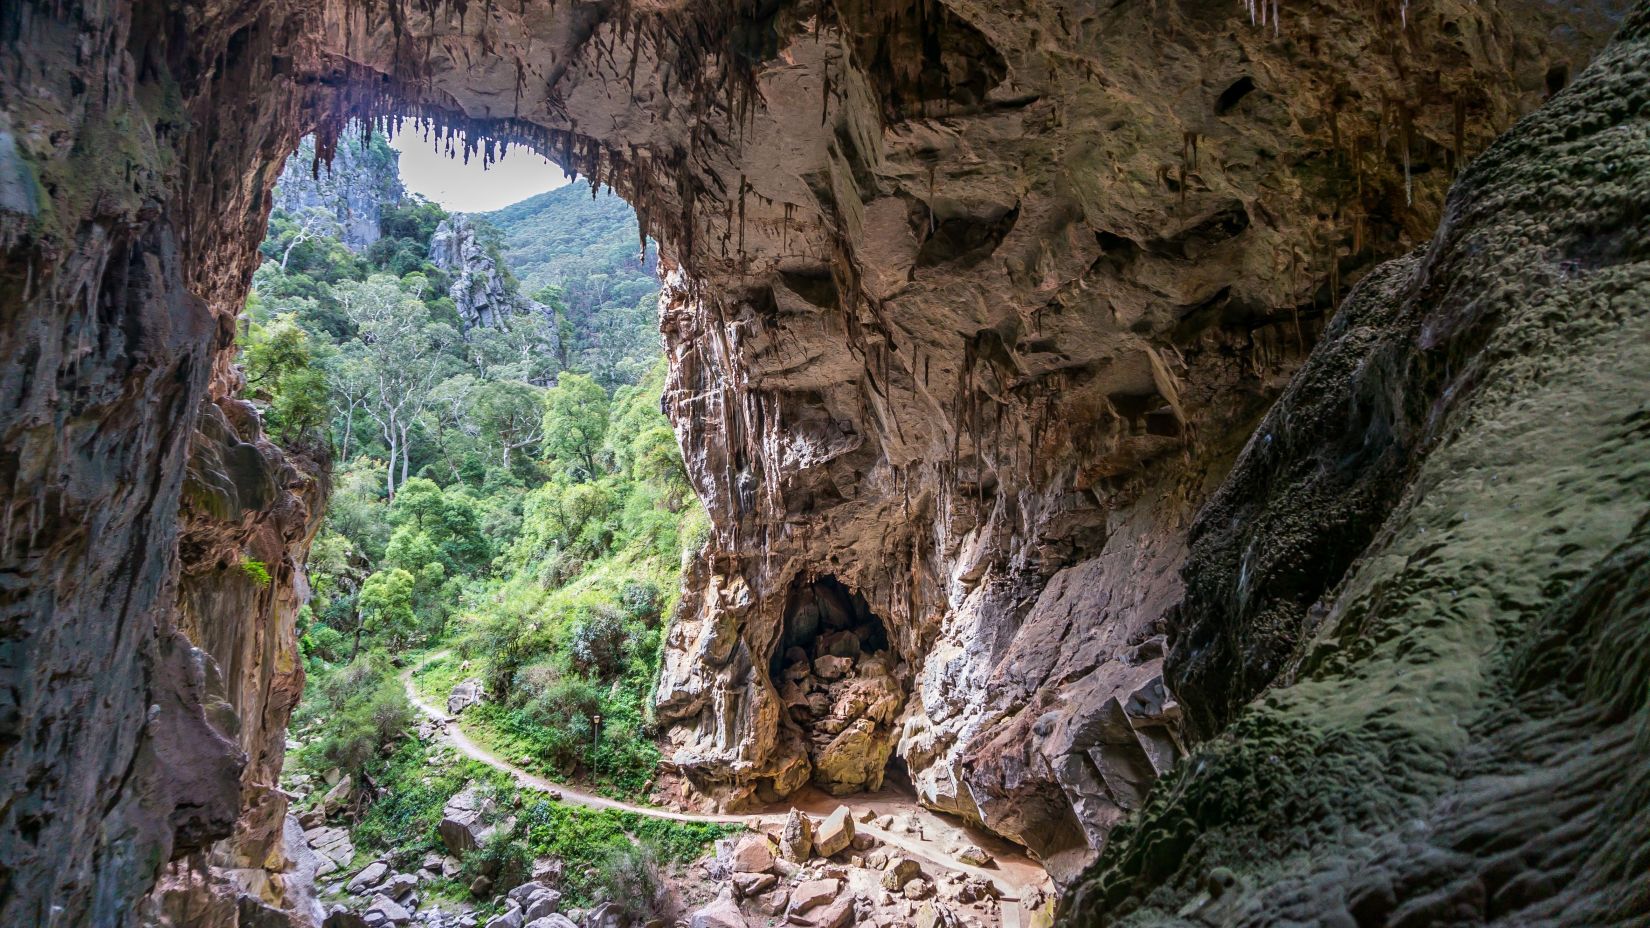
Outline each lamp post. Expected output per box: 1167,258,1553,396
591,713,603,754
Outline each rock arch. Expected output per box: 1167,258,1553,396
1,0,1640,925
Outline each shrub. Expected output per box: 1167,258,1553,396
588,843,666,921
618,579,663,625
569,605,630,679
461,828,533,898
240,557,273,587
297,655,412,781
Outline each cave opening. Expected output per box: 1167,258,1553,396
771,575,910,796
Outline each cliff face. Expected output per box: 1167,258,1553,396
1,4,326,925
1,0,1645,926
428,213,549,330
272,136,404,253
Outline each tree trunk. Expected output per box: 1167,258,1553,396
386,423,398,500
341,401,354,461
400,423,411,486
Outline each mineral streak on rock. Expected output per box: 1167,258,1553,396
0,0,1642,925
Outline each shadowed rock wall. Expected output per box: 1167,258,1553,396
1070,11,1650,922
1,0,1643,924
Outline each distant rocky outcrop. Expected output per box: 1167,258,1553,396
428,214,549,331
273,135,405,252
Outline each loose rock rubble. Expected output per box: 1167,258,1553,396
689,809,1015,928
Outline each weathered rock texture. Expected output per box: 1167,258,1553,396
1067,12,1650,923
428,213,549,330
2,4,327,925
273,136,404,252
1,0,1644,924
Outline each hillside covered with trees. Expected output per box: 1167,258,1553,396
243,131,719,922
482,182,663,387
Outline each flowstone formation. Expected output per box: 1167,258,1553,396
0,0,1644,926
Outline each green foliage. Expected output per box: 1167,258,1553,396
482,182,662,389
293,655,412,782
359,568,418,650
240,311,331,444
542,373,610,480
586,843,665,921
269,128,705,830
513,799,733,907
460,828,535,897
239,557,272,587
351,738,472,855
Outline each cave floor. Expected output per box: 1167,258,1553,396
403,653,1053,920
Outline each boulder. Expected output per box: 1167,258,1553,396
470,875,494,899
728,834,775,873
346,861,390,894
902,878,935,901
731,871,776,897
754,888,790,916
442,856,463,878
803,896,856,928
525,918,578,928
507,881,554,907
484,908,523,928
440,786,494,856
914,902,963,928
688,891,748,928
305,826,355,869
322,775,354,814
813,719,890,794
524,892,563,922
779,810,813,862
787,879,840,916
881,858,922,892
813,655,854,680
813,807,854,858
378,873,417,901
448,679,485,715
364,894,412,926
956,846,992,867
324,910,370,928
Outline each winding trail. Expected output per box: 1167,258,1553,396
402,652,1049,907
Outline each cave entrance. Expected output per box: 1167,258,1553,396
771,575,909,796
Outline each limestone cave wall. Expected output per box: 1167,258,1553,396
1,0,1645,924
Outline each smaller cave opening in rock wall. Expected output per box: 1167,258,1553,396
770,575,911,797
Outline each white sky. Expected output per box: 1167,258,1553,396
388,123,571,212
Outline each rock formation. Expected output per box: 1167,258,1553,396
1,0,1646,926
428,213,550,330
1068,12,1650,922
273,135,405,253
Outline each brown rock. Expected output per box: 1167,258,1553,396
779,809,813,862
727,834,775,874
813,807,855,858
787,879,840,916
731,871,776,897
881,858,922,892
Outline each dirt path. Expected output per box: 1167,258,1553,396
402,653,1050,905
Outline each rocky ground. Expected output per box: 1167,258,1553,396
276,666,1055,928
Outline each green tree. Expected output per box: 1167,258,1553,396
240,312,331,444
473,380,546,472
542,373,609,480
337,274,458,498
358,568,418,653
